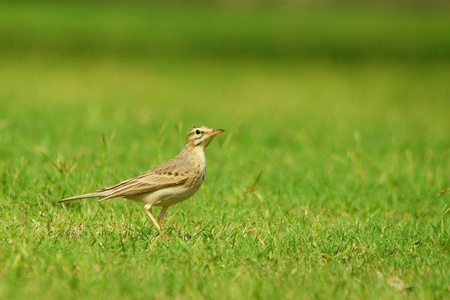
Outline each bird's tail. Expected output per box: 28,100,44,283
58,192,106,203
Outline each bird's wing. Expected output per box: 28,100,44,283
96,168,190,201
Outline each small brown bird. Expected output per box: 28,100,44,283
58,125,224,231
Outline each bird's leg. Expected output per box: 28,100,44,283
144,204,161,231
158,206,168,230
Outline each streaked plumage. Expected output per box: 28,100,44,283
58,125,224,231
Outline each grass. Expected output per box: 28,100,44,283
0,2,449,299
1,2,450,61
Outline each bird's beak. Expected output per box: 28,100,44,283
209,129,225,137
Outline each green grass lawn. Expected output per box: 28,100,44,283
0,2,449,299
1,2,450,61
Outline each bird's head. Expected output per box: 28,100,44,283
185,125,224,149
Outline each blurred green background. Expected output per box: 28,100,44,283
0,1,449,299
1,1,450,61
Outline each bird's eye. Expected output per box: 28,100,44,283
195,130,201,135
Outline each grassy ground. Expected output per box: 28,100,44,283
0,2,449,299
1,2,450,61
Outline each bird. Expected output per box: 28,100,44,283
58,125,224,231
